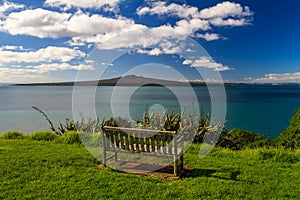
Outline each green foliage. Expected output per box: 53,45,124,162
32,106,275,150
258,148,300,163
60,131,82,145
30,130,58,141
74,116,101,133
193,114,210,143
273,109,300,149
217,128,268,150
136,110,182,131
103,116,133,128
0,131,25,140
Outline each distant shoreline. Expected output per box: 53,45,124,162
13,75,245,87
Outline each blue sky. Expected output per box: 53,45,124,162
0,0,299,83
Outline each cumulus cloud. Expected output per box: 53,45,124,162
44,0,121,10
0,45,24,51
0,46,85,64
2,8,72,38
0,44,92,82
209,18,250,26
137,1,199,19
0,1,253,59
1,8,211,48
0,1,24,18
245,72,300,83
1,9,136,39
137,1,252,25
67,18,210,49
183,56,232,71
196,33,221,41
0,1,253,48
198,1,252,19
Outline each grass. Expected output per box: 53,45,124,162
1,139,300,199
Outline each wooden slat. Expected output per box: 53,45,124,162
113,134,117,148
119,131,124,149
151,136,155,152
145,134,150,152
124,131,129,150
134,132,140,151
139,131,145,152
129,134,134,151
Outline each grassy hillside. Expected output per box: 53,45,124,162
1,139,300,199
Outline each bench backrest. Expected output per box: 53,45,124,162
102,126,178,154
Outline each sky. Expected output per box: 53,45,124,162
0,0,300,83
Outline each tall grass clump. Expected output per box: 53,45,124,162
257,148,300,163
30,130,58,141
59,131,82,145
0,131,25,140
272,109,300,149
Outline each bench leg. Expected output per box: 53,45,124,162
173,155,177,176
114,152,118,161
180,155,184,169
102,148,106,166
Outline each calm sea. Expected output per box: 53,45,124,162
0,85,300,138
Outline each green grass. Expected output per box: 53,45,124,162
1,139,300,199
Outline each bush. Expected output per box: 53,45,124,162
273,109,300,149
60,131,82,145
30,130,58,141
217,128,268,150
1,131,25,140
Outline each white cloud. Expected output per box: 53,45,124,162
1,9,135,39
0,63,94,83
209,18,250,26
0,1,24,18
183,56,232,71
0,45,24,51
137,2,199,19
0,2,253,55
2,8,72,38
137,1,253,29
44,0,121,10
0,67,49,83
26,63,94,73
0,46,85,64
136,1,252,44
198,1,252,19
137,1,252,23
196,33,221,41
245,72,300,83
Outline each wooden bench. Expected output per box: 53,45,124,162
101,126,184,175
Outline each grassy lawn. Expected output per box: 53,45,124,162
1,139,300,199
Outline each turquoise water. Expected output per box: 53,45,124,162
0,85,300,137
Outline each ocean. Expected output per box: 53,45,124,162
0,85,299,138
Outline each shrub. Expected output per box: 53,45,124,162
60,131,82,145
217,128,268,150
272,109,300,149
30,130,58,141
1,131,25,140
